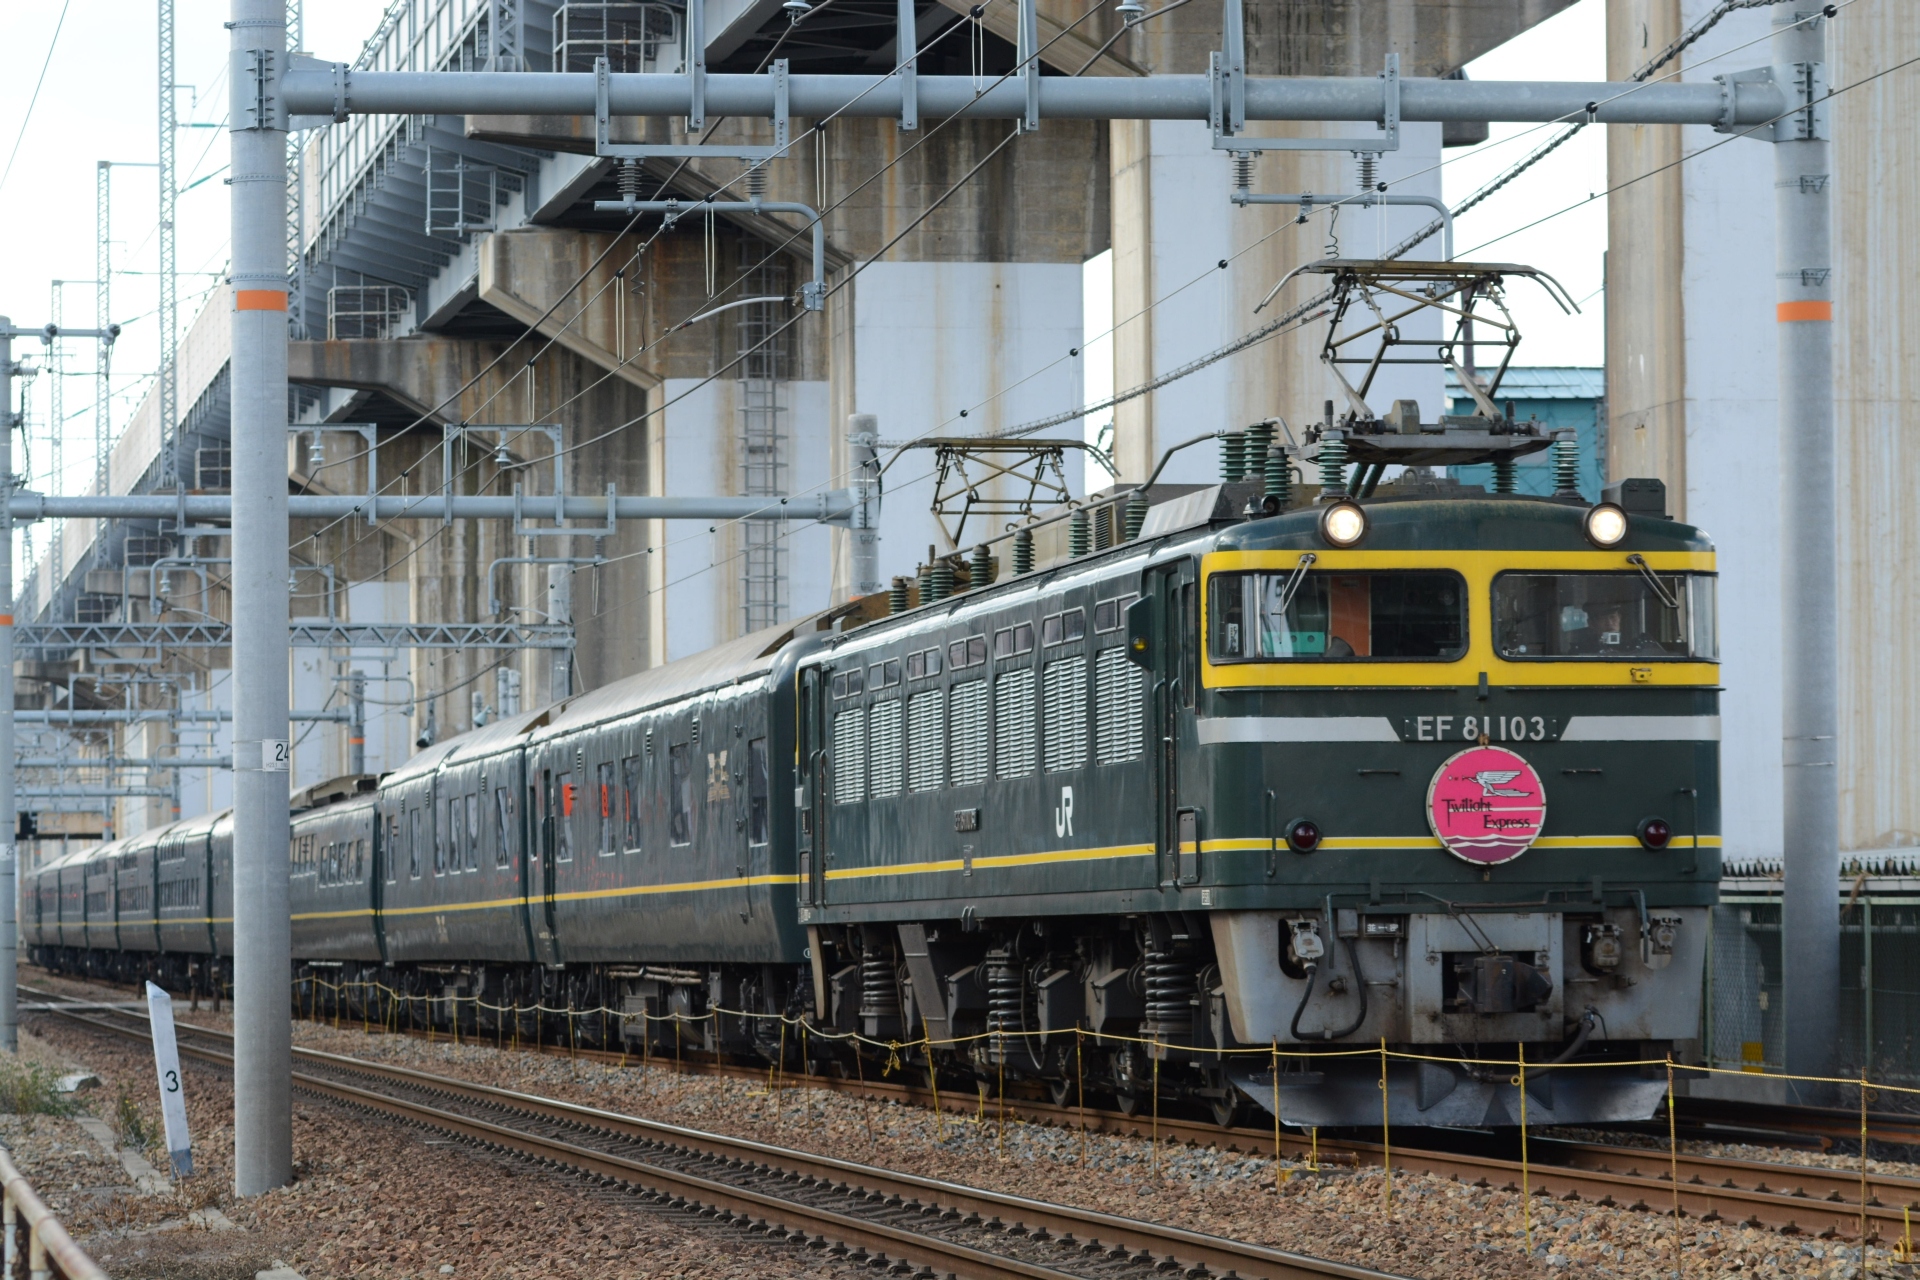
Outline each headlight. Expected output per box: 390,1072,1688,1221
1584,502,1629,547
1636,816,1673,850
1318,500,1368,548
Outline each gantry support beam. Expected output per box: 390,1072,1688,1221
281,67,1788,126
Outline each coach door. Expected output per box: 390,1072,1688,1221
1146,559,1199,887
523,770,561,965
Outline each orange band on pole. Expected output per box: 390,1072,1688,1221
1776,300,1833,322
0,615,13,626
235,290,288,311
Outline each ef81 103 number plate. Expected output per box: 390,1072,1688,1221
1395,713,1565,743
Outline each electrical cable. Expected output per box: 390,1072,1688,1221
1462,38,1915,258
243,0,1113,596
0,0,73,198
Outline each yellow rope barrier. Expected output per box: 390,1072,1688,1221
1271,1039,1283,1190
1861,1068,1872,1249
921,1016,944,1142
1517,1043,1531,1254
1150,1044,1160,1182
1667,1056,1682,1278
1379,1037,1392,1213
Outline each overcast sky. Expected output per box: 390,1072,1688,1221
0,0,390,503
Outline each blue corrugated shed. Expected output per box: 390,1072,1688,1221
1445,366,1606,501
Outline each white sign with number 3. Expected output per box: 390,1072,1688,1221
144,982,193,1177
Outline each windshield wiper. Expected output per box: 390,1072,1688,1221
1274,552,1318,616
1626,553,1681,610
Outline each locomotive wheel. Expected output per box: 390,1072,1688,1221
1048,1077,1075,1109
1209,1092,1243,1129
1114,1090,1142,1117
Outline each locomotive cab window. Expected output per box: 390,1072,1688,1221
1209,570,1467,661
1493,571,1718,660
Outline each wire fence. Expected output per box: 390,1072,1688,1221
1708,897,1920,1092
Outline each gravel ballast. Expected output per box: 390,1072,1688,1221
14,969,1920,1279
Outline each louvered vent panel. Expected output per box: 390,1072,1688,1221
1096,646,1145,763
1043,655,1088,772
832,710,866,804
949,681,989,786
908,690,946,792
869,701,904,798
995,668,1037,778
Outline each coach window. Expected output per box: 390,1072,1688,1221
463,793,480,871
905,647,942,680
556,772,577,862
669,744,693,844
493,787,513,868
621,755,643,851
408,808,423,879
434,797,450,875
447,797,464,875
747,737,770,845
388,815,401,883
598,761,618,856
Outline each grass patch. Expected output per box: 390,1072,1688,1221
0,1060,76,1117
115,1087,157,1151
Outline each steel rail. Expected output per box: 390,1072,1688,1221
27,994,1401,1280
28,982,1918,1239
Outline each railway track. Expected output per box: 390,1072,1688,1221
23,987,1406,1280
25,977,1918,1242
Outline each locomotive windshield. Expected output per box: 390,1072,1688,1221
1208,571,1467,661
1493,572,1718,660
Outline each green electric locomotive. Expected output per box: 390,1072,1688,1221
796,466,1719,1127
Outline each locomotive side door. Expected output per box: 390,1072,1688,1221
797,666,829,907
1146,559,1199,886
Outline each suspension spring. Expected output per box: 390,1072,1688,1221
857,953,900,1020
1143,949,1197,1033
984,951,1025,1034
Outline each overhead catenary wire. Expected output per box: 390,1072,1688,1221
0,0,73,198
296,0,1866,614
200,0,1121,602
